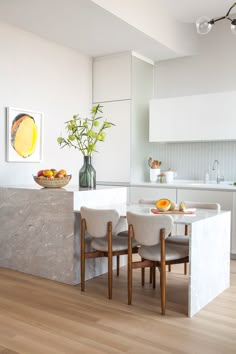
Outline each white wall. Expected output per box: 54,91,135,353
154,21,236,98
0,23,92,186
151,21,236,181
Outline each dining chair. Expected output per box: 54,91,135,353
117,199,157,284
127,211,189,315
80,206,138,299
138,199,159,283
166,201,221,274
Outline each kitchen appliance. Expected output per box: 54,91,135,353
163,170,175,183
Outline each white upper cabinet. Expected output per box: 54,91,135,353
93,52,153,183
93,100,131,183
93,53,132,102
149,91,236,142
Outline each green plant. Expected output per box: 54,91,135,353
57,104,114,156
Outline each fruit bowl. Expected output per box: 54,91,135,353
33,175,72,188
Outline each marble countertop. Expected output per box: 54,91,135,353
1,181,236,192
0,184,124,192
97,180,236,191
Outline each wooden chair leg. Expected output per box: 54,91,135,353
141,259,145,286
160,263,166,315
152,266,156,289
128,225,133,305
116,255,120,276
160,229,166,315
184,263,188,275
150,267,153,283
184,225,189,275
80,218,86,292
108,222,113,299
168,232,172,273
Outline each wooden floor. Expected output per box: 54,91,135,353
0,261,235,354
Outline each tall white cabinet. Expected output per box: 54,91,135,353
92,52,153,183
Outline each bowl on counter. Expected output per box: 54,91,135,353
33,175,72,188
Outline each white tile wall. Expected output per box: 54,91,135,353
151,141,236,181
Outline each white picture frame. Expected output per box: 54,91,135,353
6,107,43,162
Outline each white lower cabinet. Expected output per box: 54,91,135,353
177,189,235,255
129,186,177,204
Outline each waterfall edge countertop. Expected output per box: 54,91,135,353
0,186,127,285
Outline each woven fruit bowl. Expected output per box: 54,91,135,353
33,175,72,188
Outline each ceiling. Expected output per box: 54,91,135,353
160,0,236,23
0,0,235,62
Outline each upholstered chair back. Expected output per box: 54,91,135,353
80,206,120,238
127,212,173,246
139,199,157,205
184,201,220,211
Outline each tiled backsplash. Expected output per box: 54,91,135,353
151,141,236,182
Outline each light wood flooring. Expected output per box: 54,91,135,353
0,261,235,354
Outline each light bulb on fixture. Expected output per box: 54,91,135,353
196,16,213,35
231,19,236,34
196,2,236,35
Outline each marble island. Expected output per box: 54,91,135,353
0,184,231,317
0,185,127,285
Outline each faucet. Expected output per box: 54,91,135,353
212,159,223,184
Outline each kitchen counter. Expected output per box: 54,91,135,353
98,180,236,191
0,186,128,284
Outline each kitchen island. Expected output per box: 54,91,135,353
123,204,231,317
98,180,236,257
0,185,127,285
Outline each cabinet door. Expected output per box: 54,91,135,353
149,91,236,142
129,187,176,204
93,54,131,102
177,189,234,254
93,100,131,183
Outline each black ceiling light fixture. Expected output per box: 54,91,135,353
196,2,236,35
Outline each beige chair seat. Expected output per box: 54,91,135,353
117,230,128,237
138,243,189,262
127,211,189,315
91,236,138,252
166,235,189,246
80,206,139,299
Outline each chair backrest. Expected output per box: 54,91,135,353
127,211,173,246
183,201,221,211
139,199,157,205
80,206,120,238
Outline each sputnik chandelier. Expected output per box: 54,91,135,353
196,2,236,35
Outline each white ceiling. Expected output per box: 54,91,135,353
0,0,235,61
164,0,236,23
0,0,178,61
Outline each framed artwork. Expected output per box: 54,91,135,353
7,107,43,162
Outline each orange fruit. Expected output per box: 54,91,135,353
43,169,53,177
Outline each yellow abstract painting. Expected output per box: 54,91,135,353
7,107,43,162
